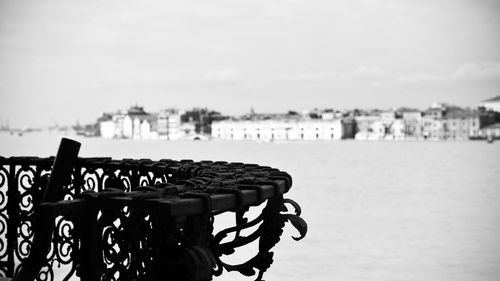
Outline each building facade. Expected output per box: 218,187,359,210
212,118,351,141
98,106,216,140
157,109,183,140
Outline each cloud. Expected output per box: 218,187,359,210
395,61,500,84
396,73,443,84
201,68,243,83
266,66,389,83
452,62,500,80
266,62,500,86
347,66,386,79
266,71,338,81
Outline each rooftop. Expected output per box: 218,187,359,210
482,95,500,103
127,105,148,115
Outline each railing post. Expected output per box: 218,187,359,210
6,161,18,277
75,199,100,281
13,138,80,281
42,138,81,202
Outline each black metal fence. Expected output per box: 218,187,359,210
0,156,306,281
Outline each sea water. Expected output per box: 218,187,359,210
1,133,499,281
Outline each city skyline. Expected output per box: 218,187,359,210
1,0,500,127
0,97,496,130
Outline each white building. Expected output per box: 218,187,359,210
402,112,423,139
99,106,158,140
157,109,183,140
99,120,115,138
355,120,387,140
355,113,409,140
387,119,406,140
212,119,345,141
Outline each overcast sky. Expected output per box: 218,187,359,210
1,0,499,127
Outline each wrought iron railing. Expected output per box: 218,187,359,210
0,155,306,281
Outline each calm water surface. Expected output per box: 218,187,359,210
1,133,499,281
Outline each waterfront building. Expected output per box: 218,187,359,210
122,106,157,140
422,116,444,140
98,106,215,140
157,109,183,140
379,111,396,125
478,96,500,112
387,119,406,140
354,116,378,135
477,123,500,139
341,118,356,139
321,111,335,120
99,112,125,138
422,105,483,140
320,109,343,121
180,108,227,135
99,120,115,138
443,109,479,140
371,120,387,140
99,105,157,140
211,118,350,141
378,111,406,140
354,116,384,140
354,111,405,140
401,112,423,139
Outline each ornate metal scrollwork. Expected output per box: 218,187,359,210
15,165,38,270
0,165,9,262
212,195,307,281
96,202,156,281
0,157,307,281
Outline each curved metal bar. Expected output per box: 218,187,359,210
213,212,265,245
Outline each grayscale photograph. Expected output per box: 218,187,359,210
0,1,499,281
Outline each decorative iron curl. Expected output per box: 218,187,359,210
0,268,7,278
0,167,7,262
36,264,54,281
117,169,133,192
38,215,80,281
212,195,307,281
81,168,101,192
15,220,34,262
99,206,135,280
139,172,153,187
16,167,36,213
0,166,7,189
0,213,9,259
53,217,75,265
